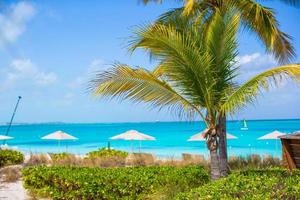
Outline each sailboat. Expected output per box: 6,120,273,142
241,119,248,130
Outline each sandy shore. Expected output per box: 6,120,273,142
0,165,30,200
0,180,29,200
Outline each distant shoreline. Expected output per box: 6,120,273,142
0,118,300,126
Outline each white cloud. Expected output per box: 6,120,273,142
237,53,261,65
235,52,296,91
0,58,58,91
67,58,106,89
236,53,277,70
236,53,278,83
35,72,58,86
0,1,36,46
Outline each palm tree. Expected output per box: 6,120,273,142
144,0,298,63
142,0,299,176
90,10,300,180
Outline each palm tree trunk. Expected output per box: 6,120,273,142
218,115,228,177
209,147,221,180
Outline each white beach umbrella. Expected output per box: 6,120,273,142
258,130,286,157
0,135,13,149
188,129,238,141
110,130,155,141
187,130,206,141
226,133,238,139
258,130,286,140
0,135,13,140
110,130,155,152
41,130,78,152
42,130,78,140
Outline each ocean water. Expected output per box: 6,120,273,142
0,119,299,158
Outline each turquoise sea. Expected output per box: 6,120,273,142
1,119,299,158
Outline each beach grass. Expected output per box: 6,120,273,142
0,166,22,183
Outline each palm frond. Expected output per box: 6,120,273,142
221,64,300,114
204,9,239,79
148,0,296,63
130,9,244,114
89,64,205,120
141,0,198,14
129,22,216,108
182,0,196,15
205,10,241,108
234,0,295,63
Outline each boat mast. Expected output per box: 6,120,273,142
5,96,22,136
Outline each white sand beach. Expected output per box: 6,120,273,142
0,165,30,200
0,180,29,200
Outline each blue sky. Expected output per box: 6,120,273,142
0,1,299,123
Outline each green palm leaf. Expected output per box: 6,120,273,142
152,0,296,63
89,64,205,120
235,0,295,63
221,64,300,114
129,22,215,108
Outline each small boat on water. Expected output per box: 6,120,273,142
241,119,248,130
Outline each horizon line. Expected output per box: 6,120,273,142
0,118,300,125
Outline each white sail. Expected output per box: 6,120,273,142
241,119,248,130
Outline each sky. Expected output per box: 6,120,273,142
0,0,299,123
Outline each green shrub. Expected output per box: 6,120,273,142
0,149,24,167
49,153,72,162
86,148,128,159
84,148,129,167
176,168,300,200
22,165,208,200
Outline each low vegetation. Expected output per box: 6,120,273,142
86,148,128,159
23,151,282,170
22,165,209,200
21,152,291,199
50,153,80,166
22,162,300,199
0,149,287,199
0,149,24,167
50,152,73,161
176,169,300,199
83,148,128,167
228,154,282,170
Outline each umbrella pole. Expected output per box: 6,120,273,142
131,140,133,153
